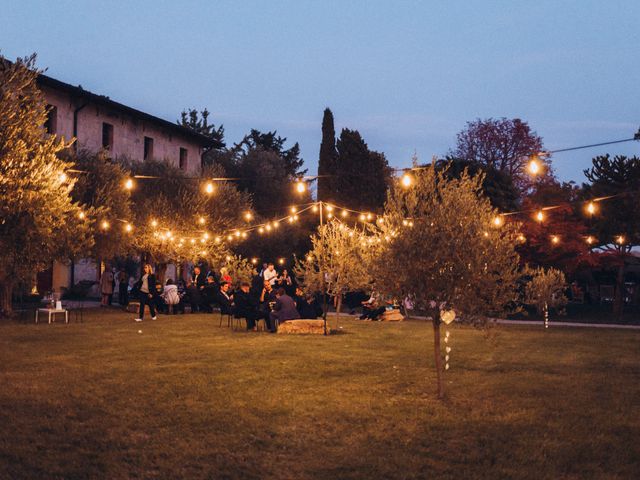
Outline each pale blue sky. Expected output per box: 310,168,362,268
2,0,638,182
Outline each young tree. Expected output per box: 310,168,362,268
582,154,640,319
294,220,374,330
452,118,546,192
332,128,392,211
317,108,338,202
523,266,567,326
66,149,134,280
178,108,225,148
373,166,522,398
0,55,93,315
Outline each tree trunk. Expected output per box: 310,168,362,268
156,263,167,284
432,313,444,399
613,258,625,321
0,281,14,317
335,294,342,330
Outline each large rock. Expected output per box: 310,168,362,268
277,319,327,334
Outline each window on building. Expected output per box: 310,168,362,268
44,105,57,134
102,122,114,150
144,136,154,161
179,147,188,170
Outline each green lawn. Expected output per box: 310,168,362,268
0,310,638,479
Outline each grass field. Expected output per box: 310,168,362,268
1,310,638,479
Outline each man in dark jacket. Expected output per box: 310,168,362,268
270,287,300,331
233,282,258,330
134,264,158,322
217,282,233,315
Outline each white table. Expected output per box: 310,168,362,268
36,308,69,324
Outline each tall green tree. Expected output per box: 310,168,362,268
0,55,93,314
178,108,225,149
582,154,640,318
332,128,392,212
373,165,522,398
317,108,338,202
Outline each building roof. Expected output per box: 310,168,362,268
37,73,222,149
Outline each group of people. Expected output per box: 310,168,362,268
130,262,322,332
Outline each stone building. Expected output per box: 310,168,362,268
35,73,217,294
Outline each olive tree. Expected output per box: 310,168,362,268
373,165,522,398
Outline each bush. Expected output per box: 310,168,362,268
61,280,96,300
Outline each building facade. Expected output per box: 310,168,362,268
35,73,216,294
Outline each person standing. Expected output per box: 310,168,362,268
263,263,278,286
134,264,158,322
117,268,129,307
100,266,114,307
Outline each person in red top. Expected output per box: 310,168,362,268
220,267,232,285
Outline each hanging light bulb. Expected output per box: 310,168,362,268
586,202,596,215
528,157,542,175
265,224,272,232
100,220,110,230
244,212,253,221
278,258,285,265
235,230,241,237
359,213,366,222
198,216,206,225
517,234,526,243
295,180,306,194
536,211,544,222
341,210,348,218
58,172,68,183
551,235,560,245
586,236,595,245
401,173,412,188
203,232,209,240
366,213,373,221
215,236,222,243
151,219,158,227
251,258,258,265
290,206,297,213
227,234,233,241
241,231,247,239
272,221,279,229
325,204,334,212
78,211,85,220
124,178,134,190
204,181,214,194
493,215,504,227
124,223,133,233
616,235,625,245
258,227,265,234
312,204,319,213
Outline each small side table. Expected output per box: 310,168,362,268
36,308,69,324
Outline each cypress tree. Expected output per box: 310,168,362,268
317,108,337,202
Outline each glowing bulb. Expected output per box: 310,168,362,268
278,258,285,265
401,173,412,188
616,235,625,245
205,182,214,194
226,255,231,262
295,181,306,193
408,221,414,227
251,258,258,265
517,234,526,242
203,232,209,240
359,214,366,222
306,255,313,262
366,213,373,221
290,206,298,213
151,219,158,227
325,204,334,212
312,205,318,213
100,220,110,230
402,219,408,226
124,223,132,233
241,232,247,239
586,236,595,245
293,214,299,221
190,238,196,244
586,202,596,215
244,212,253,221
327,213,333,219
198,216,205,225
341,210,348,218
265,224,272,232
235,230,241,237
215,236,221,243
528,158,541,175
227,235,233,241
78,211,85,220
288,216,294,223
493,216,504,227
200,238,205,244
258,227,265,234
59,172,68,183
536,211,544,222
124,178,134,190
272,222,279,229
551,235,560,244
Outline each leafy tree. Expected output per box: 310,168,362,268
317,108,338,202
436,157,520,212
0,55,93,315
65,149,134,280
517,180,592,275
523,266,567,321
373,165,522,398
125,160,251,280
331,128,392,211
582,154,640,318
233,129,305,178
294,220,374,330
178,108,225,149
452,118,546,192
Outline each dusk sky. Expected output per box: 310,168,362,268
2,0,638,182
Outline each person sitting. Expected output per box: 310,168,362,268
200,275,218,313
162,279,181,314
360,291,378,319
270,287,300,331
258,280,276,331
233,282,258,330
217,282,233,315
220,267,232,285
263,263,278,286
